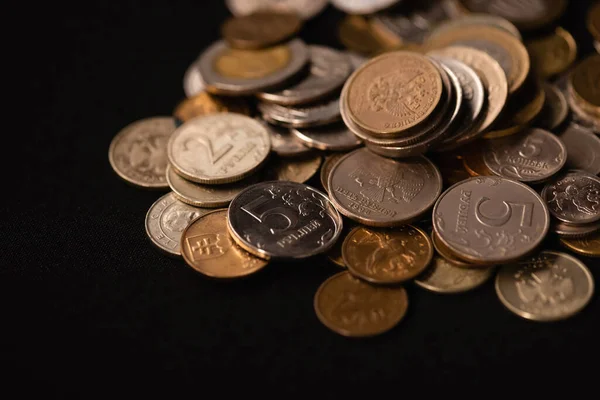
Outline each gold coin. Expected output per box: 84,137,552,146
560,233,600,258
569,54,600,116
180,209,268,278
338,15,400,56
526,27,576,79
263,154,322,183
320,152,346,193
214,45,291,79
314,271,408,337
588,1,600,42
346,51,443,135
173,92,251,124
221,11,302,50
342,225,433,284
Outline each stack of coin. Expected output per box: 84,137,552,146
565,55,600,132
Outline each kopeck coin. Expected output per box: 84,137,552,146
538,83,569,131
526,27,577,79
109,116,176,189
173,91,251,125
330,0,400,14
541,170,600,225
290,123,362,152
262,119,312,158
183,58,206,98
560,232,600,258
433,176,550,264
263,154,322,183
314,271,408,337
181,209,268,278
167,113,270,184
415,256,494,293
221,11,302,50
320,152,346,193
568,54,600,117
495,251,594,321
426,14,522,41
227,181,343,259
258,97,341,128
588,2,600,42
558,123,600,175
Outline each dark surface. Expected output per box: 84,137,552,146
5,1,600,396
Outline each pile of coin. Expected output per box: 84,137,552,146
109,0,600,338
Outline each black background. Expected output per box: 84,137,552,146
5,0,600,396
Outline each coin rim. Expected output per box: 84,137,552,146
289,125,363,151
540,170,600,224
221,11,303,50
559,234,600,258
414,257,495,294
166,164,240,208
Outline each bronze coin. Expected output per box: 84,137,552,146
173,92,251,125
526,27,577,80
214,45,291,79
221,11,302,50
262,154,322,183
569,54,600,116
560,233,600,258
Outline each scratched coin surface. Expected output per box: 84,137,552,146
560,232,600,258
328,148,442,227
145,192,210,256
433,176,550,264
183,58,206,98
225,0,328,20
263,121,312,158
483,128,567,183
495,251,594,321
168,113,270,184
263,154,322,183
290,123,362,152
221,11,302,49
343,225,433,284
538,83,568,131
227,181,343,259
181,209,268,278
173,92,251,125
109,116,176,189
314,270,409,337
526,27,576,79
559,123,600,175
541,171,600,225
415,256,494,293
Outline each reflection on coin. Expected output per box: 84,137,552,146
538,83,568,131
109,117,175,189
227,181,343,260
330,0,399,14
495,251,594,321
343,225,433,284
426,13,522,41
560,232,600,258
462,145,494,177
415,256,494,293
290,123,362,151
433,176,550,264
181,209,268,278
258,97,341,128
552,219,600,238
225,0,328,20
183,59,206,98
173,92,251,125
168,113,270,184
541,171,600,225
314,271,408,337
526,27,576,79
221,11,302,50
263,154,322,183
320,153,346,193
262,120,312,158
559,123,600,175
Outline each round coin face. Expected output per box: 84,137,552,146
538,83,568,131
495,251,594,321
225,0,328,20
342,225,433,284
559,123,600,175
290,123,362,152
145,192,210,256
541,171,600,225
109,117,176,189
173,92,251,125
526,27,576,79
415,256,494,293
167,113,270,184
433,176,550,264
221,11,302,50
262,154,322,183
314,271,408,337
330,0,400,14
328,148,443,227
569,54,600,111
227,181,343,260
559,232,600,258
181,209,268,278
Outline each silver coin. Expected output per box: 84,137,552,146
290,123,362,151
145,192,210,256
183,58,206,98
541,170,600,225
558,123,600,175
199,39,309,96
227,181,343,259
320,153,347,193
552,220,600,238
495,251,594,322
330,0,400,14
427,14,522,41
261,119,312,157
415,256,494,294
459,0,564,30
433,176,550,265
258,97,341,128
328,148,442,227
256,45,352,106
483,128,567,183
537,83,568,131
225,0,328,20
370,14,428,43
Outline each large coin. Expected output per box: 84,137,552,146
225,0,328,20
559,232,600,258
427,13,522,41
173,91,251,125
526,27,577,79
221,11,302,50
538,83,568,131
314,271,408,337
433,176,550,264
258,97,341,128
495,251,594,321
290,123,362,151
558,123,600,175
415,256,494,293
330,0,400,14
227,181,343,260
167,113,270,184
328,148,442,227
181,209,268,278
109,116,175,189
541,171,600,225
262,154,322,183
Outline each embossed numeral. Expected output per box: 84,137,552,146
518,137,544,158
475,197,533,227
242,195,298,235
196,136,233,164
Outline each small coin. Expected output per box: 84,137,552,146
330,0,399,14
427,13,522,41
221,11,302,50
541,170,600,225
558,123,600,175
109,116,175,189
538,83,568,131
290,123,362,152
589,2,600,42
553,219,600,238
258,97,341,128
320,153,346,193
183,59,206,98
181,209,268,278
568,54,600,116
433,176,550,265
263,154,322,183
314,271,409,337
560,232,600,258
167,113,270,184
261,120,312,158
526,27,577,79
495,251,594,322
227,181,343,260
415,256,494,293
173,92,251,125
431,230,478,268
145,192,210,257
343,225,433,284
225,0,328,20
338,15,402,56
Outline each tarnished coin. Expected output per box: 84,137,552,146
314,271,408,337
538,83,568,131
568,54,600,116
109,117,175,189
330,0,400,14
256,45,352,105
415,256,494,293
541,170,600,225
495,251,594,322
553,219,600,238
263,154,322,183
145,192,210,257
560,232,600,258
320,153,346,193
483,128,567,183
181,209,268,278
258,97,341,128
328,148,442,227
227,181,343,260
262,120,312,158
526,27,577,79
559,123,600,175
290,123,362,152
342,225,433,284
221,11,302,50
427,13,522,41
225,0,328,20
338,15,402,56
167,113,270,184
588,2,600,42
199,39,309,96
173,92,251,125
183,59,206,98
433,176,550,265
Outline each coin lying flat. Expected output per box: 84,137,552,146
221,11,302,50
290,123,362,152
538,83,568,131
415,256,494,293
541,171,600,225
258,97,341,128
225,0,328,20
568,54,600,116
526,27,577,79
314,271,408,337
167,113,270,184
183,59,206,98
181,209,268,278
426,13,522,41
262,154,322,183
330,0,400,14
552,219,600,238
558,123,600,175
320,153,346,193
145,192,210,257
560,232,600,258
109,117,176,189
431,230,475,268
495,251,594,322
264,121,312,158
173,92,251,125
227,181,343,260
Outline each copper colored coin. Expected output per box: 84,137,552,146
262,154,322,183
526,27,576,79
569,54,600,116
221,11,302,50
180,209,268,278
560,232,600,258
173,92,251,125
462,144,494,177
314,271,409,337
